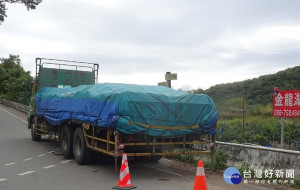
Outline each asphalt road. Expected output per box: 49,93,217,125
0,104,294,190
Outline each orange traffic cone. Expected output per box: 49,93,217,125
194,160,207,190
113,153,137,190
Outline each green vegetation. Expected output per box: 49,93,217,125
169,150,229,170
0,0,42,24
172,149,198,165
214,150,228,170
0,55,32,104
217,112,300,148
292,178,300,189
191,66,300,149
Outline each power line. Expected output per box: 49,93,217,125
13,1,300,65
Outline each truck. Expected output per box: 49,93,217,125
28,58,218,165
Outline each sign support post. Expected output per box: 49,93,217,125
166,72,171,88
158,72,177,88
280,117,285,149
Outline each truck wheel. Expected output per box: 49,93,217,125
31,117,41,141
61,125,74,158
73,127,91,165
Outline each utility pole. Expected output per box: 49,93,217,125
243,96,245,144
242,91,246,144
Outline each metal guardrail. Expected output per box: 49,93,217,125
216,141,300,155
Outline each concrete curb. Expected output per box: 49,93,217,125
0,99,29,114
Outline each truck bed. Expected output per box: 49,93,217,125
34,83,218,137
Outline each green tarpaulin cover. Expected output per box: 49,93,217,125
35,83,218,137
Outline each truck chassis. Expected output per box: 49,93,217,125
30,115,216,166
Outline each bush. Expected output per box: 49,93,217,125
214,150,228,170
291,177,300,188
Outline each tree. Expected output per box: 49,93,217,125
0,0,42,24
189,88,204,94
0,54,32,104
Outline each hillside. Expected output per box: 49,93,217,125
192,66,300,106
190,67,300,149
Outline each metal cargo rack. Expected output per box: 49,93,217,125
34,58,99,91
81,124,217,168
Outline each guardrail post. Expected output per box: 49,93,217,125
152,137,157,154
183,136,186,152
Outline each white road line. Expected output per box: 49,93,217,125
43,165,56,169
48,151,55,154
23,158,32,162
4,162,16,166
0,107,27,123
60,160,72,164
38,154,45,157
17,171,35,176
139,163,185,177
0,178,7,182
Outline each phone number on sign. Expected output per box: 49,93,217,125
273,109,300,117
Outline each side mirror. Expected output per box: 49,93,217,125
22,81,33,102
30,81,34,89
22,82,27,91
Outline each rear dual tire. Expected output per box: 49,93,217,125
73,127,92,165
61,125,74,159
31,116,41,141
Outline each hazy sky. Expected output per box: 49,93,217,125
1,0,300,90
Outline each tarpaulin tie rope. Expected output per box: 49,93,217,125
127,121,200,130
